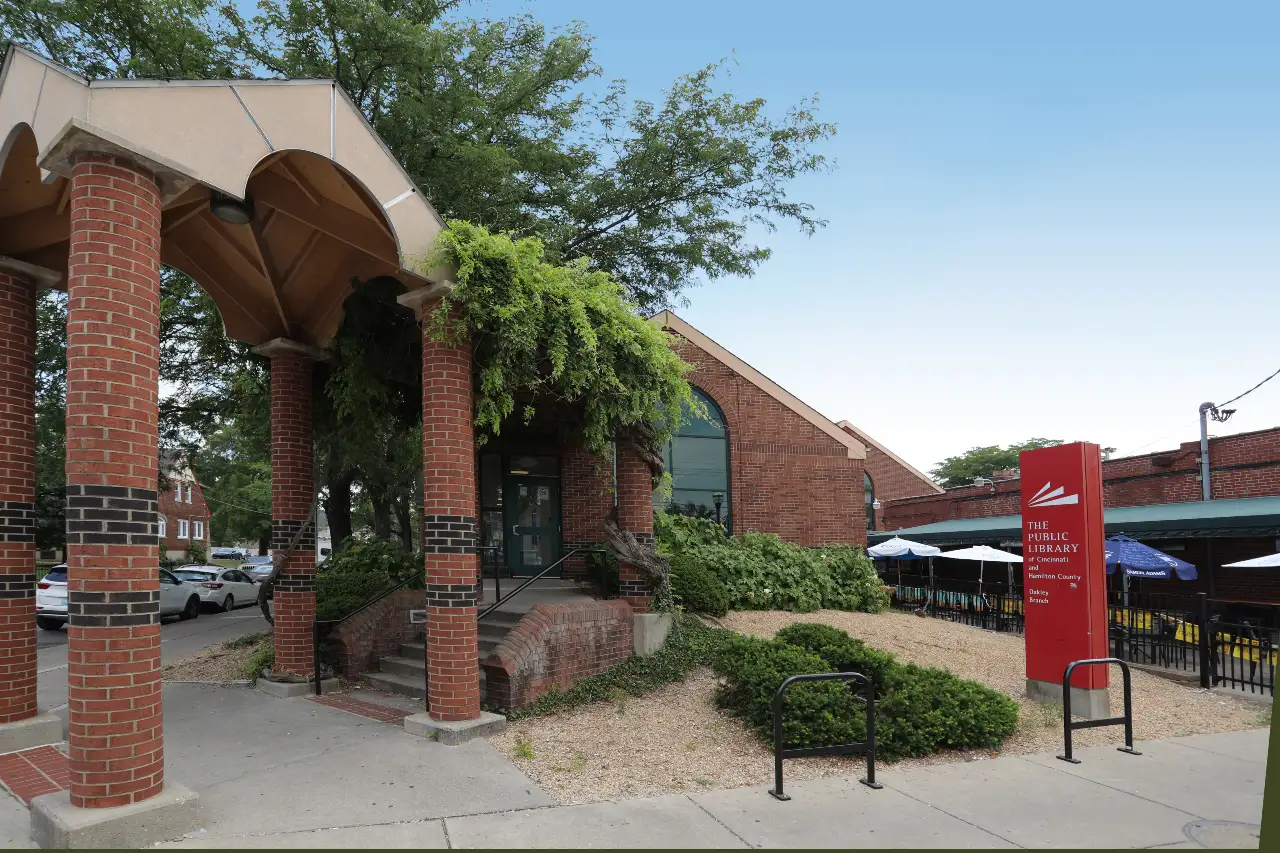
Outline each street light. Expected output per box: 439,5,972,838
712,492,724,529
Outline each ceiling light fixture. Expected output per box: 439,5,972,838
209,192,255,225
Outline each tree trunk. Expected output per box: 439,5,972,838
371,489,393,540
326,468,356,551
257,528,270,556
394,494,414,552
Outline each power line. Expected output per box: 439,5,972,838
200,493,271,516
1218,365,1280,409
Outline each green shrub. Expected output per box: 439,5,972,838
712,634,867,749
242,643,274,680
315,538,421,621
773,622,896,691
715,622,1020,761
654,511,887,614
669,554,730,616
185,540,208,565
584,549,620,600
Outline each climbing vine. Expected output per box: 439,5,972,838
424,221,699,468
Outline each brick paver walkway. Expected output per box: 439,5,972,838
307,694,414,724
0,745,70,804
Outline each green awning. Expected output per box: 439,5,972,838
869,495,1280,547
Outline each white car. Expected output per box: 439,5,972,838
173,566,259,612
36,565,202,631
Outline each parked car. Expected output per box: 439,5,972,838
210,547,246,561
240,558,272,584
173,566,259,612
244,555,272,566
36,565,201,631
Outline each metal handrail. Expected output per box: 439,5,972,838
310,571,424,696
478,547,604,620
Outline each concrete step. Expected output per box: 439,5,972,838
379,654,424,678
398,641,425,659
361,669,426,699
480,609,524,629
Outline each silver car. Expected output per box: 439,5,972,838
240,562,274,584
36,565,202,630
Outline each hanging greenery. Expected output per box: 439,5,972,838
424,221,697,467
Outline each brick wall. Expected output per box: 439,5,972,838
561,447,612,580
669,334,866,546
481,600,633,709
332,588,425,679
157,471,210,557
883,428,1280,529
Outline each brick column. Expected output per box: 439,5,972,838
254,340,321,680
413,292,480,722
0,263,39,726
615,443,655,612
64,155,164,808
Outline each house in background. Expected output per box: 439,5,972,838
159,451,211,561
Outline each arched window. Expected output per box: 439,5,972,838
654,388,731,530
158,515,167,538
865,472,876,531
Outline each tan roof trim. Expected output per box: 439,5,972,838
652,310,865,460
836,420,944,494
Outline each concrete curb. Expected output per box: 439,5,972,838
162,679,257,689
30,781,202,848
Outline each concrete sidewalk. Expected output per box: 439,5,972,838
0,683,1266,848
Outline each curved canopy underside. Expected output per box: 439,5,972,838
0,45,448,346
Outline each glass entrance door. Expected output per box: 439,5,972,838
504,476,561,577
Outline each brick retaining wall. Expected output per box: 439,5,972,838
481,600,633,709
332,588,425,679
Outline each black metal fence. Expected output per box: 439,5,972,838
885,574,1278,697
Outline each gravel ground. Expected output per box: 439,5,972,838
490,610,1271,804
160,634,269,683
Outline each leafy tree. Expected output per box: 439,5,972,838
34,291,67,551
930,439,1063,488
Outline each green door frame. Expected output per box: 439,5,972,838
503,474,562,578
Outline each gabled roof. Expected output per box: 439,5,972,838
836,420,944,494
651,310,865,460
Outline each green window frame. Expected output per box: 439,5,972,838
654,388,731,530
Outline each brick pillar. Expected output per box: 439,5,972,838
64,155,164,808
257,343,318,679
0,265,38,725
615,443,655,612
419,300,480,722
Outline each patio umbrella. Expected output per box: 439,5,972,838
937,545,1023,597
1223,553,1280,568
1104,535,1197,606
868,538,941,588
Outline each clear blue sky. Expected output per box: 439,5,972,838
472,0,1280,474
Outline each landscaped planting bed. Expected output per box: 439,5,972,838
490,610,1270,804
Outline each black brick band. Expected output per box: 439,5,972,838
0,500,37,543
425,582,478,608
423,515,477,554
64,486,158,547
68,588,160,627
272,518,316,551
630,532,655,547
0,573,35,599
275,573,316,593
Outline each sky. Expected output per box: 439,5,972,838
468,0,1280,474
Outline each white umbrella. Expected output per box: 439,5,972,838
868,538,941,591
938,545,1024,596
1223,553,1280,568
867,537,942,559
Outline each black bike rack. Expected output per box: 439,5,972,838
769,672,882,801
1057,657,1141,763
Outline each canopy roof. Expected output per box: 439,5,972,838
0,44,448,347
869,495,1280,547
1104,535,1197,580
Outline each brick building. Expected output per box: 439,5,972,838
158,452,210,560
873,428,1280,603
836,420,942,531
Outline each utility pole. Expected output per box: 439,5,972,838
1198,402,1236,501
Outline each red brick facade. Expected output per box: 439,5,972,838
156,457,210,558
419,303,481,722
63,155,165,809
481,600,633,709
615,444,655,611
268,351,316,679
667,331,867,546
0,267,38,725
883,428,1280,530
